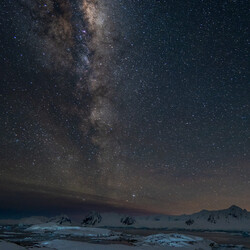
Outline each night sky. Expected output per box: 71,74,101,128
0,0,249,216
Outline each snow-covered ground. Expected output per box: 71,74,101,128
0,231,214,249
25,222,112,237
0,206,249,249
37,237,213,250
0,240,25,250
140,233,213,247
25,224,213,248
0,223,248,249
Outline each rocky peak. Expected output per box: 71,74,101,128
47,214,71,225
228,205,243,211
81,211,102,226
120,216,136,225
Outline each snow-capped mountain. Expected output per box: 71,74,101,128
47,214,72,225
1,205,249,231
120,216,136,225
185,205,249,224
80,205,250,231
0,216,48,226
174,205,250,230
81,211,102,226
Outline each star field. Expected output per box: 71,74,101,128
0,0,249,215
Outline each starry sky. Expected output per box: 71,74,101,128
0,0,249,217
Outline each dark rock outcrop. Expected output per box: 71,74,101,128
47,215,71,225
185,219,194,226
120,216,136,225
207,215,216,224
81,211,102,226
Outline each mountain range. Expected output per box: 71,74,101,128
1,205,249,231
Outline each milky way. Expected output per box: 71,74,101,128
83,0,122,175
0,0,249,216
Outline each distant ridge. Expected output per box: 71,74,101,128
79,205,250,231
1,205,249,231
